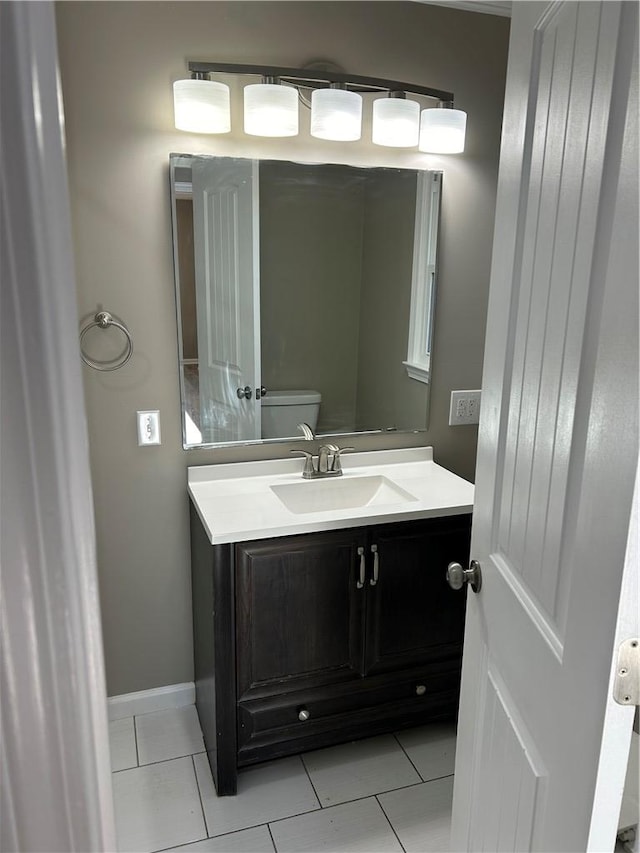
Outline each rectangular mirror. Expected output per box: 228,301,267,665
170,154,441,449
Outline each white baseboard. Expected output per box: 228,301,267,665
107,682,195,721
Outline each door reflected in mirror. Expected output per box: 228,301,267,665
170,154,441,448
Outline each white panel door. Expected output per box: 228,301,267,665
451,3,638,851
1,2,115,849
192,157,261,443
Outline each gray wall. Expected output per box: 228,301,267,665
176,200,198,360
55,1,509,696
260,162,425,434
260,162,365,433
356,170,424,430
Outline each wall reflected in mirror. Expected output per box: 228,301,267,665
170,154,441,448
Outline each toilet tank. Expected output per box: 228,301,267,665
261,390,321,439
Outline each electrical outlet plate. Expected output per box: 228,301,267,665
137,410,161,446
449,390,482,426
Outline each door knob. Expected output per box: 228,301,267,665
447,560,482,593
237,386,253,400
256,386,267,400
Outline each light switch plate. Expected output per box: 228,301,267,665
137,410,161,445
449,390,481,426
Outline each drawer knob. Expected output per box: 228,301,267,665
298,708,310,722
415,684,426,696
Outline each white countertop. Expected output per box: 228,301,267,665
188,447,474,545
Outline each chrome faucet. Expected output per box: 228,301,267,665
317,445,332,474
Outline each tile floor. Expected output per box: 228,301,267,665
109,705,457,853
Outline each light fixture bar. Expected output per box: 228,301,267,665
187,61,454,103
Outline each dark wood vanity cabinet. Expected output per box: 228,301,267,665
191,505,471,795
235,529,366,701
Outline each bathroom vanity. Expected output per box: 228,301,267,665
188,448,473,795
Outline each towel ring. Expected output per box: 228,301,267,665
80,311,133,371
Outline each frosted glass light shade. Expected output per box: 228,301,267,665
310,88,362,141
244,83,299,137
419,108,467,153
173,79,230,133
372,97,420,147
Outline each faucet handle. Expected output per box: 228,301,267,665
330,446,355,474
290,449,315,477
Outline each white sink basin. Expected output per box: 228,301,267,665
270,475,418,515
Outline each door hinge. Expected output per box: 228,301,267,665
613,638,640,706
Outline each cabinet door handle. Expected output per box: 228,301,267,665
356,547,365,588
370,544,379,586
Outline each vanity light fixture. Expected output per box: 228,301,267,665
244,77,299,137
174,62,466,153
372,92,421,148
419,102,468,154
173,73,231,134
310,84,363,141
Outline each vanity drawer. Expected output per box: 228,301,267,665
236,664,461,766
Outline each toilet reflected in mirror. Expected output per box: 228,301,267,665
261,390,322,440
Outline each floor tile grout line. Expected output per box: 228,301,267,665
309,777,429,812
131,705,204,766
151,817,290,853
376,793,409,853
300,735,428,809
265,794,364,835
299,753,323,810
393,730,454,784
176,749,340,844
227,802,327,836
393,731,424,779
268,794,411,851
266,822,278,853
198,806,325,845
424,771,455,784
123,753,210,853
191,753,211,838
151,830,209,853
133,715,140,767
111,751,204,774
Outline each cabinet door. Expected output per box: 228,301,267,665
364,516,471,677
236,529,366,703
